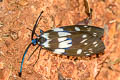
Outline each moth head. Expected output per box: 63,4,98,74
38,37,47,45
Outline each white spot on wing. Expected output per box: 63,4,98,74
41,33,49,39
53,49,65,54
84,52,91,56
88,48,92,51
75,27,80,31
38,42,40,45
53,28,64,31
89,51,93,53
94,44,98,47
42,39,51,47
82,34,87,38
86,54,90,56
84,43,88,45
87,27,91,31
93,33,97,36
77,49,82,54
80,39,87,43
58,37,67,42
93,41,97,44
58,32,71,37
59,39,72,48
84,52,87,54
84,25,88,27
88,48,93,53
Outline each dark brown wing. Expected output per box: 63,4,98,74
40,25,105,56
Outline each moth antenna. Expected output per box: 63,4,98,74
33,47,42,66
31,11,44,40
19,43,32,77
27,27,33,31
27,45,40,61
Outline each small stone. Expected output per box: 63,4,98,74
0,22,3,28
31,5,37,12
0,51,4,56
10,31,19,41
0,62,4,69
17,0,28,6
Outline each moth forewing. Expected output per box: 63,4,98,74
40,26,105,57
45,25,104,39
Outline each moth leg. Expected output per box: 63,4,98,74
76,18,91,25
76,0,92,25
58,70,65,80
101,52,104,55
27,28,44,37
57,68,72,80
27,28,39,37
67,56,70,59
96,54,99,58
84,0,92,19
33,47,42,66
66,56,74,60
74,57,78,61
27,45,39,61
57,68,66,80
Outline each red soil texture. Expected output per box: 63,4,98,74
0,0,120,80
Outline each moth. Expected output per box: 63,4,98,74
19,11,105,77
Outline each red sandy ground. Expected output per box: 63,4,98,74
0,0,120,80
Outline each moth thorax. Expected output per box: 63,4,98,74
38,37,47,45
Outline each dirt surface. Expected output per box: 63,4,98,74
0,0,120,80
